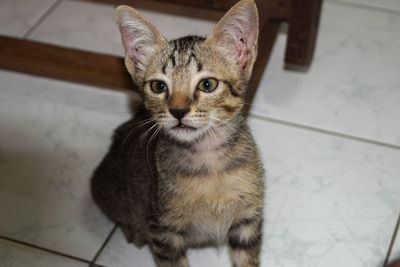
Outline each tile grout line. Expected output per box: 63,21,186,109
88,223,118,267
248,113,400,150
22,0,64,39
383,210,400,266
327,0,400,15
0,234,92,264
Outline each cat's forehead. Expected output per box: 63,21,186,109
163,36,206,75
144,35,237,91
145,36,207,80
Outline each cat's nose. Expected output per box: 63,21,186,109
169,108,190,120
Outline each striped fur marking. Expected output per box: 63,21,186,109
229,233,262,250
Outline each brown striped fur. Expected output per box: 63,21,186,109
91,1,264,266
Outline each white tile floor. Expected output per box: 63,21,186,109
0,0,400,266
0,0,57,37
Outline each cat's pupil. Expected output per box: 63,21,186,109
157,82,165,90
203,80,210,89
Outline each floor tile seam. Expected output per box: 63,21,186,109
248,113,400,151
87,264,110,267
87,261,110,267
326,0,400,15
89,224,118,266
268,216,399,224
22,0,64,39
0,234,92,264
384,210,400,266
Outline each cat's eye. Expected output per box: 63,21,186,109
150,80,168,94
197,78,218,93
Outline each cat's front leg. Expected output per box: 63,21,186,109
228,216,263,267
149,218,189,267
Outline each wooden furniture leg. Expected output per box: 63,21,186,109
285,0,323,68
243,21,280,117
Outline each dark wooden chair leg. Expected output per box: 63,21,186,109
284,0,322,68
243,21,281,117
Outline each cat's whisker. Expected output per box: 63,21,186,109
121,118,156,149
203,124,216,152
211,116,249,139
209,121,234,158
146,122,162,169
139,121,159,142
209,121,226,140
126,119,159,163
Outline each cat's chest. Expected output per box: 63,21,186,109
184,202,234,245
155,139,257,243
184,146,227,171
163,171,251,243
180,173,236,244
176,133,231,172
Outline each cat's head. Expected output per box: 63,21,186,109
116,0,258,144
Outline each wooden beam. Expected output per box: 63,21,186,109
80,0,223,22
82,0,290,21
0,36,134,91
83,0,236,12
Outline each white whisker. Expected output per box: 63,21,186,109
122,118,155,149
146,123,161,169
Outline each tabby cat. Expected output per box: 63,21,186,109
91,0,265,266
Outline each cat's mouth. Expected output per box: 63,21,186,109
172,122,197,131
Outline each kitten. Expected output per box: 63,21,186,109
91,0,265,266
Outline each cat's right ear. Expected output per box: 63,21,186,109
116,6,167,82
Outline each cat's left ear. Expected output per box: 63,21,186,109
116,6,167,83
206,0,259,80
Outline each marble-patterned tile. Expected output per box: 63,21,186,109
249,117,400,267
0,70,131,260
0,238,87,267
28,0,215,55
93,115,400,267
0,0,57,37
251,1,400,147
262,218,395,267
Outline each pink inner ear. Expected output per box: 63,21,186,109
237,39,247,69
236,27,257,69
122,30,138,58
245,27,257,50
121,27,146,70
216,5,258,70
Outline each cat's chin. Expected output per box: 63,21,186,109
167,125,208,144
